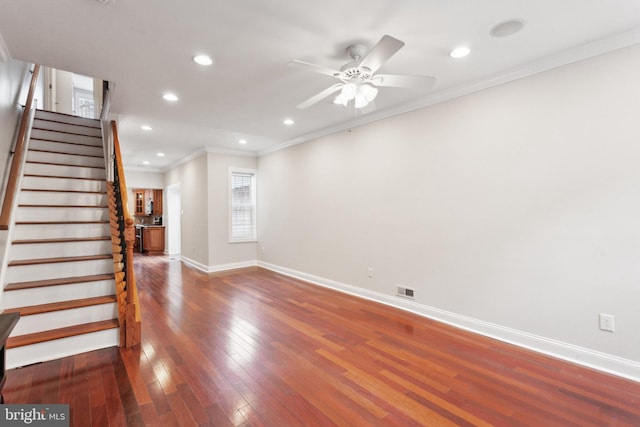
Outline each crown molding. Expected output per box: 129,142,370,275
259,28,640,158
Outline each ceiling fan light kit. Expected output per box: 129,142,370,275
291,34,436,110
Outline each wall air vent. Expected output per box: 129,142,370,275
396,286,415,299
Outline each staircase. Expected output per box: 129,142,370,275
1,110,119,369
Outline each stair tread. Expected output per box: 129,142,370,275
24,174,106,182
21,188,105,194
35,110,101,128
29,137,103,148
13,236,111,245
4,295,117,316
26,160,105,170
29,148,103,158
31,127,102,138
15,220,109,225
5,274,115,291
6,319,119,349
8,254,113,266
18,204,108,208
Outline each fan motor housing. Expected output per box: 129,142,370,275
339,64,372,82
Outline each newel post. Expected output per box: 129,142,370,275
124,217,141,346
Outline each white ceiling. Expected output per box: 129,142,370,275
2,1,640,171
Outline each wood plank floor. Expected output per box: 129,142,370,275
5,255,640,426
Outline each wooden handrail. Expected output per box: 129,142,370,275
111,121,130,219
0,64,41,230
110,120,141,346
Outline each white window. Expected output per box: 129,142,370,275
229,168,257,242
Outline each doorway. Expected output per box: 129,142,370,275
42,66,102,118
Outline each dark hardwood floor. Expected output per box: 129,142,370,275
5,255,640,426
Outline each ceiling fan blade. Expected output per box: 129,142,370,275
358,35,405,74
297,83,344,109
289,60,342,78
371,74,436,90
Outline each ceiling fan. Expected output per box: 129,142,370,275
290,35,436,109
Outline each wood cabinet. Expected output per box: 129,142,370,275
134,190,144,215
153,189,163,215
142,226,165,255
133,188,162,216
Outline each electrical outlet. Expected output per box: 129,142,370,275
599,313,615,332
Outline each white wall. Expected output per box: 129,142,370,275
257,44,640,378
124,170,165,189
166,154,209,266
206,152,257,268
0,59,31,200
0,59,32,294
165,151,257,271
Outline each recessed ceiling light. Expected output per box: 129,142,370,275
238,139,248,145
157,152,165,157
283,118,294,126
141,125,152,131
490,19,525,38
163,93,178,102
142,161,150,165
450,46,471,59
193,54,213,66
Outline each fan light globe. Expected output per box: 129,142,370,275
334,83,378,108
358,84,378,102
334,95,348,106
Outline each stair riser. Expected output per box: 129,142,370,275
27,150,105,168
12,223,111,240
1,280,116,308
14,207,109,222
6,259,114,283
21,176,106,193
35,111,101,129
32,120,102,137
29,128,103,147
29,139,104,157
10,240,113,262
23,162,106,180
18,191,107,206
11,303,117,336
6,328,119,369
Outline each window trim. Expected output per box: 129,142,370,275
228,167,257,243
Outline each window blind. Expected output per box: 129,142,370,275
230,172,256,240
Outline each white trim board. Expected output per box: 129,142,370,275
181,256,257,273
258,261,640,383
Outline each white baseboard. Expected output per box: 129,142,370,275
182,256,257,273
258,261,640,383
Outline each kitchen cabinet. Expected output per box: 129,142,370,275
134,190,144,215
142,226,165,255
133,188,163,216
153,189,163,215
